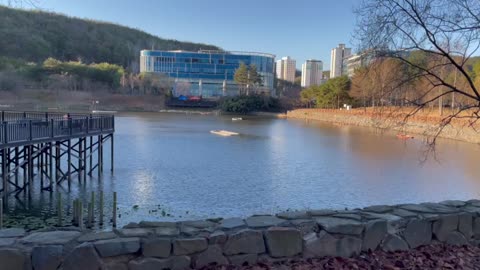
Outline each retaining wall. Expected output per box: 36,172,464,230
287,109,480,144
1,200,480,270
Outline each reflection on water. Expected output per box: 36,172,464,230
4,112,480,229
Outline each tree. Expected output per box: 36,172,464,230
355,0,480,143
300,76,352,109
234,62,263,95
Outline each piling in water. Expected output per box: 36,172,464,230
90,191,95,223
78,200,83,229
113,192,117,228
87,202,92,228
99,191,104,225
57,193,62,227
72,199,77,226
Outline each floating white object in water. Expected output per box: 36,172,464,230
210,130,239,136
232,117,243,121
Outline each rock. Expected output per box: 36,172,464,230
433,215,459,241
0,248,27,270
245,216,287,228
315,217,364,235
0,238,16,246
173,238,207,255
94,237,140,257
439,200,466,207
467,199,480,207
332,213,362,221
264,227,302,257
0,228,26,238
142,238,171,258
276,210,309,220
223,229,265,255
180,226,201,236
193,245,228,268
122,222,139,228
208,231,227,245
420,203,458,214
228,254,258,266
77,231,117,242
361,212,402,222
32,245,63,270
403,219,432,248
391,208,418,218
307,209,337,216
362,220,387,251
382,234,409,252
21,231,81,245
104,262,128,270
170,256,192,270
398,204,436,213
117,228,153,237
290,219,318,234
462,206,480,214
62,243,103,270
445,231,468,246
139,221,177,228
303,231,338,258
182,220,216,229
220,218,246,230
155,227,180,237
474,218,480,239
458,213,473,240
128,257,170,270
337,236,362,258
363,205,393,213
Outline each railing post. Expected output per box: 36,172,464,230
69,118,72,136
86,117,89,134
3,122,7,144
50,119,54,138
1,111,4,122
29,120,32,141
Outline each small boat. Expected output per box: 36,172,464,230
210,130,239,136
397,134,414,139
232,117,243,121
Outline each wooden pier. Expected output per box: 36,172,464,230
0,111,115,203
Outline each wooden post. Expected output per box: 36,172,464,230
72,199,77,226
0,198,3,229
112,192,117,228
90,191,95,223
78,139,82,182
98,135,103,177
57,193,62,227
67,139,71,190
110,135,114,172
2,149,7,203
78,200,83,229
89,136,93,175
87,202,92,228
49,143,53,191
99,191,104,226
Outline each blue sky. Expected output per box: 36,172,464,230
36,0,359,70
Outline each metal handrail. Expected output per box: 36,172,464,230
0,113,114,147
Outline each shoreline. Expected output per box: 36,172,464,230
287,108,480,144
0,199,479,269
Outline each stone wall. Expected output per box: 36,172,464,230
1,200,480,270
286,109,480,144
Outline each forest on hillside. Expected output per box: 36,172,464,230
0,5,220,71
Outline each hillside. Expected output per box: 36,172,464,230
0,5,221,71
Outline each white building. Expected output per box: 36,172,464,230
330,44,352,78
275,56,296,83
301,59,323,87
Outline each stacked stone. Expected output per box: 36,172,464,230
0,199,480,270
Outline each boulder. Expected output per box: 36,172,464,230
290,219,318,234
142,238,171,258
117,228,153,237
139,221,177,228
62,243,103,270
0,238,16,246
276,210,309,220
307,209,337,216
458,213,473,240
208,231,227,245
21,231,81,245
264,227,302,257
155,227,180,237
315,217,364,235
128,257,170,270
382,234,409,252
362,205,393,213
403,219,432,248
445,231,468,246
193,245,228,268
223,229,265,255
245,216,287,228
474,217,480,239
228,254,258,266
32,245,63,270
77,231,117,242
0,248,27,270
439,200,466,207
303,231,338,258
170,256,192,270
337,236,362,258
0,228,26,238
220,218,246,230
94,237,140,257
362,220,387,251
173,238,207,255
182,220,216,229
432,215,458,241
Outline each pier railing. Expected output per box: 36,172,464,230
0,111,114,147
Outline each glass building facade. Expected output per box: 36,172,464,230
140,50,275,98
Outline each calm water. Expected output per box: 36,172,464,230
5,112,480,229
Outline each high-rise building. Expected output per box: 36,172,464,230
301,59,323,87
275,56,296,83
330,44,352,78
